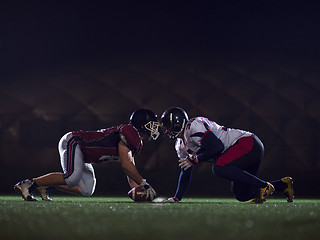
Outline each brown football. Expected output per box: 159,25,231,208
128,186,155,202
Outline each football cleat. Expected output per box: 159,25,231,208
14,179,38,201
281,177,294,203
250,182,275,204
37,187,52,201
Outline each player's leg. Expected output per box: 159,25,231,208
213,135,267,187
77,163,96,197
213,165,267,188
34,172,66,186
55,134,95,197
231,181,259,202
33,172,67,201
212,164,274,201
14,173,66,201
36,133,84,198
60,136,87,191
231,137,294,202
269,177,294,202
212,135,274,203
13,132,81,201
233,137,293,202
54,163,96,197
213,164,275,203
54,185,81,195
14,156,82,201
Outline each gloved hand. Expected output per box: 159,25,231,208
139,179,157,200
162,197,180,203
178,155,198,170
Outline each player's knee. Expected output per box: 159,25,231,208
64,169,83,188
234,195,250,202
78,179,96,197
233,186,253,202
64,177,80,188
80,188,94,197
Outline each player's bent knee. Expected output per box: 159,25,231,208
79,185,95,197
78,179,96,197
80,189,94,197
235,195,250,202
64,177,79,188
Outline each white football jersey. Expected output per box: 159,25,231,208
175,117,252,159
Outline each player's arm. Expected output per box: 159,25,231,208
118,141,157,199
178,130,224,170
174,166,193,201
196,130,224,162
126,158,139,188
118,140,144,186
164,165,193,203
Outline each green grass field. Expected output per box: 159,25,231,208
0,196,319,240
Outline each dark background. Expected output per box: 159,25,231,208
0,1,319,198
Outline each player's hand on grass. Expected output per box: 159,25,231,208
163,197,180,203
139,180,157,200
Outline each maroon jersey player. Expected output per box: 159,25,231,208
14,109,160,201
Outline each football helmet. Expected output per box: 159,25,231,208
129,109,160,140
160,107,189,139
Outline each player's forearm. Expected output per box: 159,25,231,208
121,162,144,185
174,167,193,201
127,176,139,188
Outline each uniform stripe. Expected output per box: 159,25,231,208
63,137,78,178
215,136,254,166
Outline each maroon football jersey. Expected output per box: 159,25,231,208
71,124,142,164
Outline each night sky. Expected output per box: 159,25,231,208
1,1,320,78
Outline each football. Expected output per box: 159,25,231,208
128,186,155,202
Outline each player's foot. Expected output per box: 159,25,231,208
14,179,38,201
37,187,52,201
281,177,294,203
260,182,275,200
250,182,275,204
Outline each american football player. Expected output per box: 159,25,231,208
160,107,294,204
14,109,160,201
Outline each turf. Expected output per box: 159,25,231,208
0,196,319,240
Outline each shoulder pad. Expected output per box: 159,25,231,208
119,124,143,154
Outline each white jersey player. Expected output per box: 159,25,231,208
160,107,294,204
175,116,252,162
